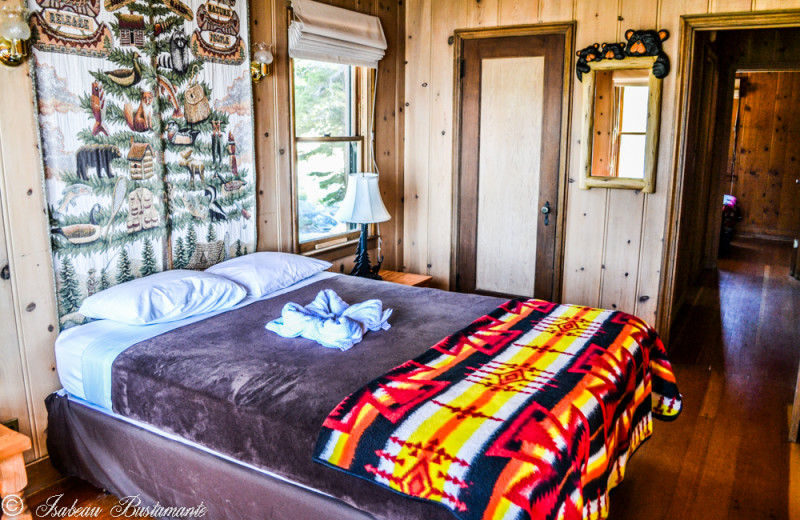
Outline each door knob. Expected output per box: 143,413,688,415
541,201,551,226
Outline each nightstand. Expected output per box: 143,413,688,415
378,270,433,287
0,425,32,520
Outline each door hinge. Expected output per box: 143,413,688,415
460,59,466,78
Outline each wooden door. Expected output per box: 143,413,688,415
455,32,567,300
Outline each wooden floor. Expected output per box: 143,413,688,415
612,237,800,519
24,237,800,519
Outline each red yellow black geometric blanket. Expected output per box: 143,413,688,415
313,299,681,520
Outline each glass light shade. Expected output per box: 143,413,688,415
0,9,30,41
252,43,273,64
253,49,273,65
334,173,390,224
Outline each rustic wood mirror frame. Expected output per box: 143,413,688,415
579,56,662,193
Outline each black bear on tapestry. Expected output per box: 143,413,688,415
624,29,670,78
576,43,602,81
76,145,121,179
601,42,626,61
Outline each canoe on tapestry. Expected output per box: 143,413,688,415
29,0,257,328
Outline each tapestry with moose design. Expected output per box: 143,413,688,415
29,0,256,328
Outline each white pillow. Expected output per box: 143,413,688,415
205,252,332,297
79,270,247,325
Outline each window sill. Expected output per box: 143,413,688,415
301,235,378,263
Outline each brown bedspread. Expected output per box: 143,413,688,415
111,275,505,520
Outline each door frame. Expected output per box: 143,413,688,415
660,10,800,337
450,22,575,301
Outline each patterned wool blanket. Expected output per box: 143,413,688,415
313,299,681,520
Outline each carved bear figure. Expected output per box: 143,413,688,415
601,42,626,60
76,145,120,180
624,29,670,78
576,43,602,81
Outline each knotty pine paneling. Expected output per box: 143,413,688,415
0,43,60,460
730,71,800,239
403,0,800,332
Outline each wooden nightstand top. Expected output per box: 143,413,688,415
378,270,433,287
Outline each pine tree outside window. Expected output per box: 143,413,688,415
291,59,367,252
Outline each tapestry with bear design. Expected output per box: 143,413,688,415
29,0,257,328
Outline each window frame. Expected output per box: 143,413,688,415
289,59,375,255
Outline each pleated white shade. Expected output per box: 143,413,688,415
289,0,386,69
334,173,390,224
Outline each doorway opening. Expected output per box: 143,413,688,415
665,17,800,515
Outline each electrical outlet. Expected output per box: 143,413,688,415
1,418,19,432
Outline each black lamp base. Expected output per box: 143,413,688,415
350,223,382,280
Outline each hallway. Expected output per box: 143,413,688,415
612,238,800,519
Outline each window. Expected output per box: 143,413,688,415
292,59,365,251
612,79,649,179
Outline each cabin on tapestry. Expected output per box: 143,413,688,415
118,14,146,47
0,1,799,519
127,140,154,180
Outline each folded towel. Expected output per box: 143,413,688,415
265,289,392,350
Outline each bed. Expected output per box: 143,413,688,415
47,265,680,520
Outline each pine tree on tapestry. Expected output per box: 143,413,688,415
141,239,157,276
117,248,134,284
174,236,185,269
235,239,242,257
100,268,110,291
206,222,216,242
185,226,197,265
59,257,81,315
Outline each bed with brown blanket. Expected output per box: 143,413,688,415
47,274,680,519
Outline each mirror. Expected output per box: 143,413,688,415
579,56,662,193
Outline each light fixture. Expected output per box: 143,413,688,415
334,172,390,280
250,42,273,82
0,6,31,67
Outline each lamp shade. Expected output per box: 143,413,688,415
334,173,390,224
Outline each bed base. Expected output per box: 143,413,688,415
45,393,376,520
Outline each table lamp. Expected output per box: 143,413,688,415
334,172,390,279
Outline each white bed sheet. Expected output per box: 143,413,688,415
56,271,339,409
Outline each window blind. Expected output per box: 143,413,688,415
288,0,387,69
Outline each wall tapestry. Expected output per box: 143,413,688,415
30,0,257,328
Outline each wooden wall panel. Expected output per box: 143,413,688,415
374,0,404,271
250,0,278,252
561,0,617,309
0,58,61,460
403,0,432,274
711,0,753,12
539,0,574,23
598,0,654,314
756,0,800,8
426,0,466,287
498,0,538,26
0,171,34,463
468,0,499,28
730,71,800,240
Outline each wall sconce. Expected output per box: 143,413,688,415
251,42,273,83
0,7,31,67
